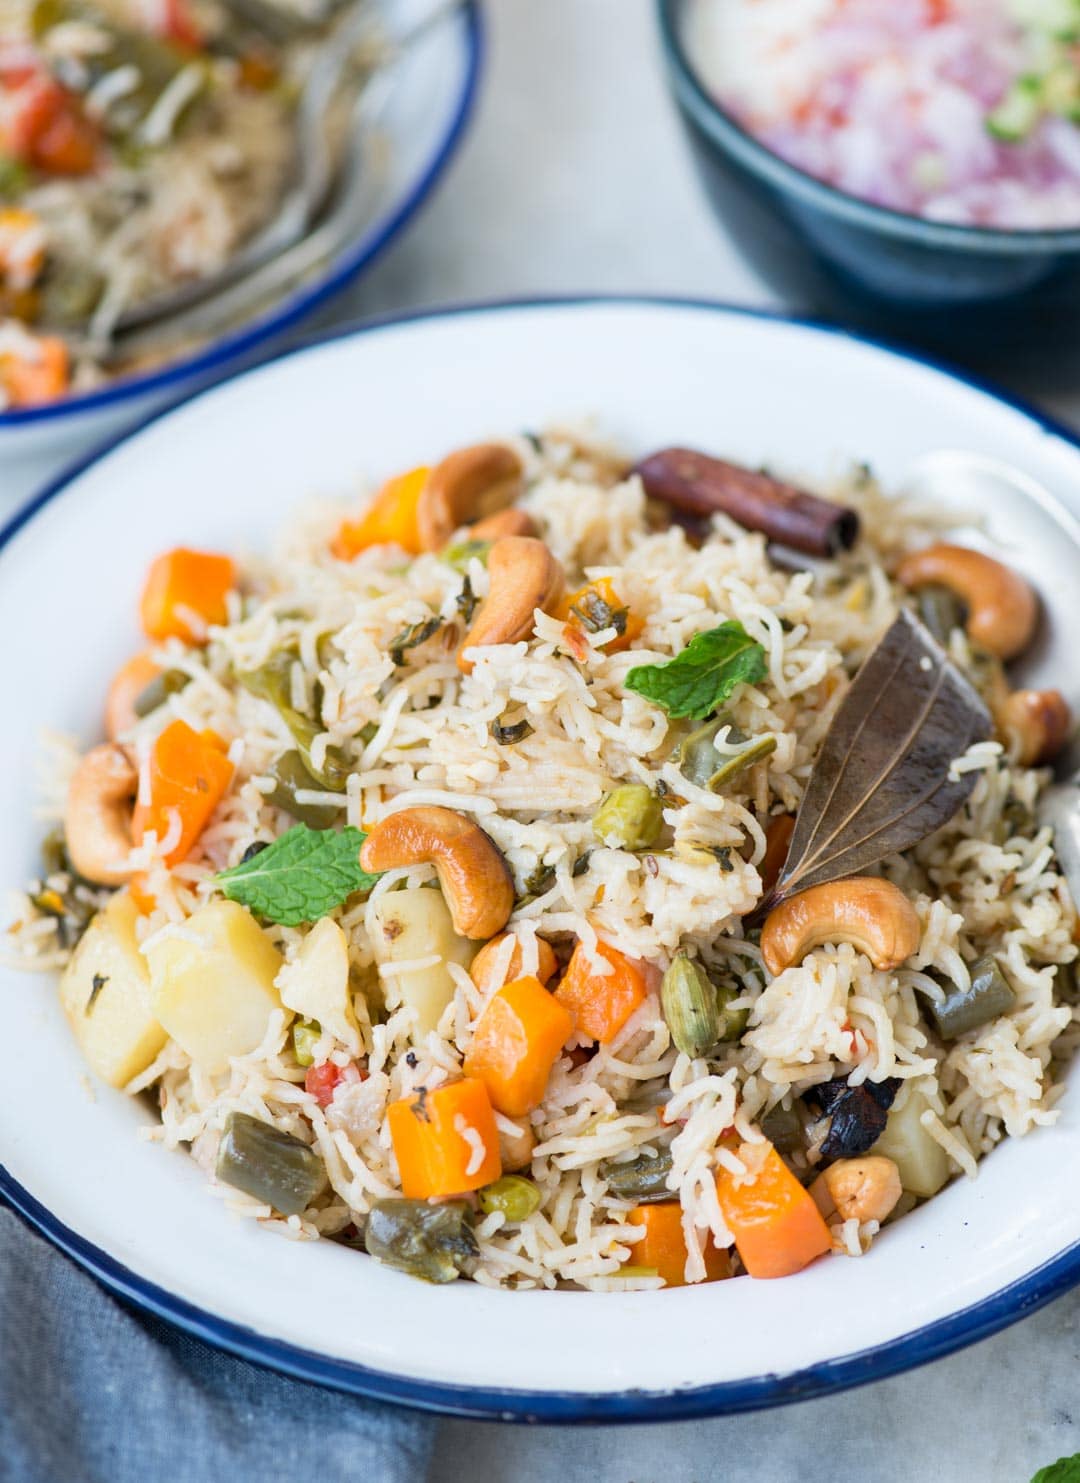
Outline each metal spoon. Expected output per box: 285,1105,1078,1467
900,448,1080,892
112,0,467,335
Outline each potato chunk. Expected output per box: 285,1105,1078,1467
369,887,474,1038
278,917,362,1056
146,900,284,1072
871,1086,949,1199
59,892,167,1089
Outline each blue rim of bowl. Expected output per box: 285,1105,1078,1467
656,0,1080,253
5,293,1080,1423
0,2,484,431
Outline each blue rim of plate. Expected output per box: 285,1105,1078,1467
0,2,484,430
5,294,1080,1423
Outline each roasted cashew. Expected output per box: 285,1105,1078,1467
896,542,1038,660
997,687,1072,766
105,653,160,742
469,507,538,541
761,877,920,975
359,805,514,940
470,932,558,995
416,443,524,552
65,744,138,885
811,1156,902,1224
497,1117,535,1172
458,536,564,675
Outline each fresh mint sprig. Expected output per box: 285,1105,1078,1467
624,621,767,721
215,825,380,926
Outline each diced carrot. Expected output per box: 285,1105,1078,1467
332,465,430,560
0,207,46,288
131,719,234,866
139,547,236,643
31,106,98,174
554,940,647,1044
557,576,644,654
626,1203,732,1288
0,333,68,406
760,813,795,897
463,975,575,1117
387,1077,501,1199
128,873,158,915
105,652,161,741
715,1141,832,1279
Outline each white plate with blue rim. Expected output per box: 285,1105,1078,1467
0,0,482,478
3,297,1080,1421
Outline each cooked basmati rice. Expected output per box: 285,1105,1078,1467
6,429,1077,1290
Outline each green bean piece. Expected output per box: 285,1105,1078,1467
132,668,190,719
599,1148,674,1203
715,979,750,1043
478,1175,542,1222
759,1102,803,1153
678,718,735,788
443,538,493,572
292,1019,321,1067
593,784,663,850
215,1111,327,1216
661,953,719,1059
916,584,967,646
677,718,776,791
927,956,1016,1040
238,651,351,789
364,1198,477,1283
266,750,343,828
0,155,29,201
707,735,777,789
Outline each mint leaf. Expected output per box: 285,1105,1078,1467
624,621,767,721
215,825,380,927
1033,1455,1080,1483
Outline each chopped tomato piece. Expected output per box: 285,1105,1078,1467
305,1061,365,1107
0,72,98,175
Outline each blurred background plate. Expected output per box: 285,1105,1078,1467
0,0,483,483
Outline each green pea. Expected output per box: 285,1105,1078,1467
292,1019,321,1067
478,1175,542,1223
593,785,663,850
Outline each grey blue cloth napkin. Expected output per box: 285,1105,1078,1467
0,1206,435,1483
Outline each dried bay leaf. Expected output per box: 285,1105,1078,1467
763,610,991,907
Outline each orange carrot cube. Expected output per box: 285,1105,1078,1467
554,941,647,1043
464,975,575,1116
388,1077,501,1199
140,548,236,644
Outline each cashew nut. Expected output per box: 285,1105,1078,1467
896,542,1038,660
458,536,564,675
761,877,920,976
469,507,538,541
105,653,160,742
416,442,524,552
497,1117,535,1172
359,805,514,940
65,744,138,885
470,932,558,995
810,1156,902,1224
997,687,1071,766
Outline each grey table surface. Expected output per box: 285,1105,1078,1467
10,2,1080,1479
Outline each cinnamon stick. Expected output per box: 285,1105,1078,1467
633,447,860,557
